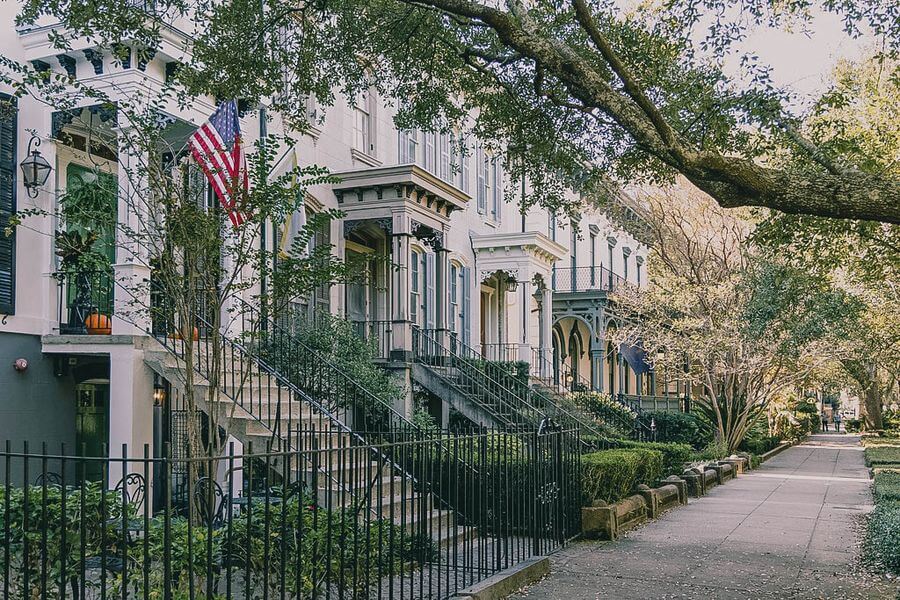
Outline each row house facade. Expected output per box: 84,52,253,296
0,6,683,463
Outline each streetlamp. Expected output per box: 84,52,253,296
20,135,52,198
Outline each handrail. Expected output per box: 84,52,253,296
530,348,653,440
413,327,547,429
414,328,614,449
236,299,427,439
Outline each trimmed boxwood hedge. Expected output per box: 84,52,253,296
874,471,900,504
864,498,900,574
581,448,663,505
865,446,900,468
606,440,693,477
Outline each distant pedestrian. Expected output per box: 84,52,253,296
834,412,842,433
822,413,829,432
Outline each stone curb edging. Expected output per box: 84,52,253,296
759,441,793,463
581,454,752,541
449,556,550,600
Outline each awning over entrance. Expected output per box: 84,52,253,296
619,342,651,375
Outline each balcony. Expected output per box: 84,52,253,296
55,270,115,334
552,265,625,294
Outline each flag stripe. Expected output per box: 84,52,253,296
187,100,249,227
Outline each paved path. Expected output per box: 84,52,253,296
513,434,899,599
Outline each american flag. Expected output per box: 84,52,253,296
188,100,249,227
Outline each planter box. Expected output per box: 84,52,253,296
708,462,734,484
681,468,705,497
582,494,648,541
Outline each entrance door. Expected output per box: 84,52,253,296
345,249,368,324
75,382,109,481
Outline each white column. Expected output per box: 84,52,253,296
112,123,151,335
108,345,154,499
540,285,553,379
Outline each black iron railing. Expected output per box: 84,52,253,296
0,428,581,600
552,265,625,293
350,319,393,361
414,329,612,450
530,349,653,441
55,270,115,334
478,343,521,363
618,393,686,413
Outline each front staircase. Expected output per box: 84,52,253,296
142,309,472,550
411,328,616,450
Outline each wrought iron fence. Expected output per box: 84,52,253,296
55,270,115,334
552,266,624,293
0,428,581,600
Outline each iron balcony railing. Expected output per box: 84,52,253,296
350,319,393,361
0,428,581,600
619,393,686,413
478,343,521,363
552,265,625,294
55,270,115,334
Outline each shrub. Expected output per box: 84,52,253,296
864,501,900,574
581,448,663,505
740,436,782,456
571,391,637,437
845,418,862,432
874,472,900,504
638,411,711,450
607,440,692,476
691,441,729,462
865,446,900,468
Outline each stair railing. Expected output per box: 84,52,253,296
413,327,548,429
529,349,653,441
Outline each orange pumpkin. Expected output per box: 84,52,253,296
84,312,111,335
170,326,200,341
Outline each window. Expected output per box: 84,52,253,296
424,132,436,173
450,263,459,334
636,260,642,286
353,89,373,155
623,253,629,281
410,249,421,325
399,130,418,164
590,232,597,285
0,94,16,314
550,213,557,242
458,133,470,192
439,132,451,181
490,156,502,221
476,143,488,213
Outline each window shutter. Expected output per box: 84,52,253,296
461,266,471,347
425,252,435,329
0,95,17,315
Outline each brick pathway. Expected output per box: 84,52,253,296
512,434,899,599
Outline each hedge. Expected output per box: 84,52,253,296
874,472,900,504
637,411,711,450
607,440,693,476
581,448,663,505
865,446,900,468
740,436,782,456
864,498,900,574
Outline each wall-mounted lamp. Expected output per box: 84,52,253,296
505,274,519,292
153,376,167,407
20,135,52,198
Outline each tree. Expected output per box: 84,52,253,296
610,185,848,451
8,0,900,222
754,54,900,429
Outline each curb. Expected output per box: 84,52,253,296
450,556,550,599
759,441,793,463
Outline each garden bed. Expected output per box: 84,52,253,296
862,435,900,576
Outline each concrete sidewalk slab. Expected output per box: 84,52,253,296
512,434,900,600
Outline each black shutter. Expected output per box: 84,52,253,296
0,94,17,315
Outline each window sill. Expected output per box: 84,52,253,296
351,148,382,167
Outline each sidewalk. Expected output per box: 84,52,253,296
513,434,899,599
